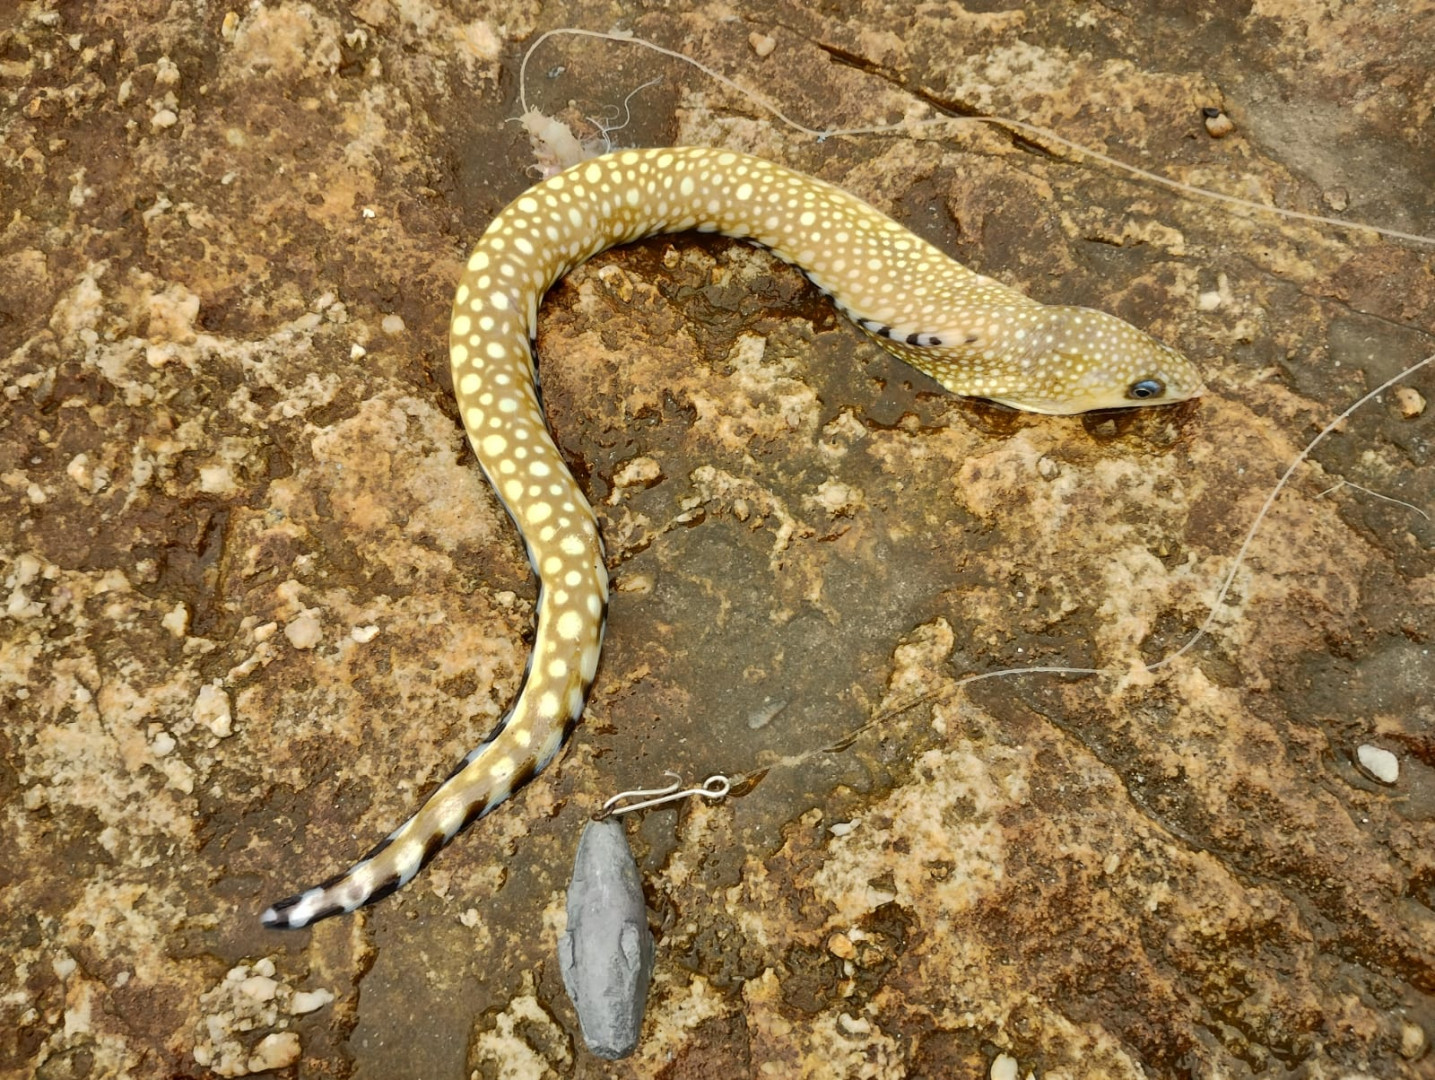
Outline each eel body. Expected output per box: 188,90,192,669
262,146,1202,929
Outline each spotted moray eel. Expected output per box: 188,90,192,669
261,146,1202,928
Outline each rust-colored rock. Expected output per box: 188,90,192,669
1,1,1430,1077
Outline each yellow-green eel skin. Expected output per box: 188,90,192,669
262,146,1202,928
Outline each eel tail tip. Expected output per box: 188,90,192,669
260,888,331,931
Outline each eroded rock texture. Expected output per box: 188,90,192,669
1,0,1431,1077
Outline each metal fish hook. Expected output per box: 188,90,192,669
599,772,731,819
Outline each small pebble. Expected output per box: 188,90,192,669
1400,1020,1427,1060
1322,186,1350,212
14,553,44,587
837,1012,871,1035
612,455,661,490
1394,386,1426,418
1356,744,1399,785
65,453,94,489
199,464,236,495
291,988,335,1015
284,613,322,649
154,56,180,87
749,32,776,57
193,683,234,738
1202,107,1234,137
351,624,380,643
991,1052,1019,1080
161,602,189,638
248,1032,301,1071
239,975,278,1002
596,262,634,301
381,314,406,334
828,933,856,960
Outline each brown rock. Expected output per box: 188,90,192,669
0,1,1431,1077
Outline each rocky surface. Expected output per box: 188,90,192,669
1,0,1431,1077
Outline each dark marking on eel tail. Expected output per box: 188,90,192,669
365,874,404,907
354,831,396,866
415,829,450,877
460,791,497,834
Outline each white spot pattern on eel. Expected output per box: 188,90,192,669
261,147,1203,928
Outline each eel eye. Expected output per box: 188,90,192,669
1127,378,1165,401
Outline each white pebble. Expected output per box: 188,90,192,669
291,988,335,1015
65,453,94,489
350,624,380,643
284,613,322,649
837,1012,871,1035
161,602,189,638
192,683,233,738
1356,744,1399,784
1401,1020,1428,1060
154,56,180,87
990,1052,1019,1080
199,463,237,495
240,975,278,1001
248,1032,301,1071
